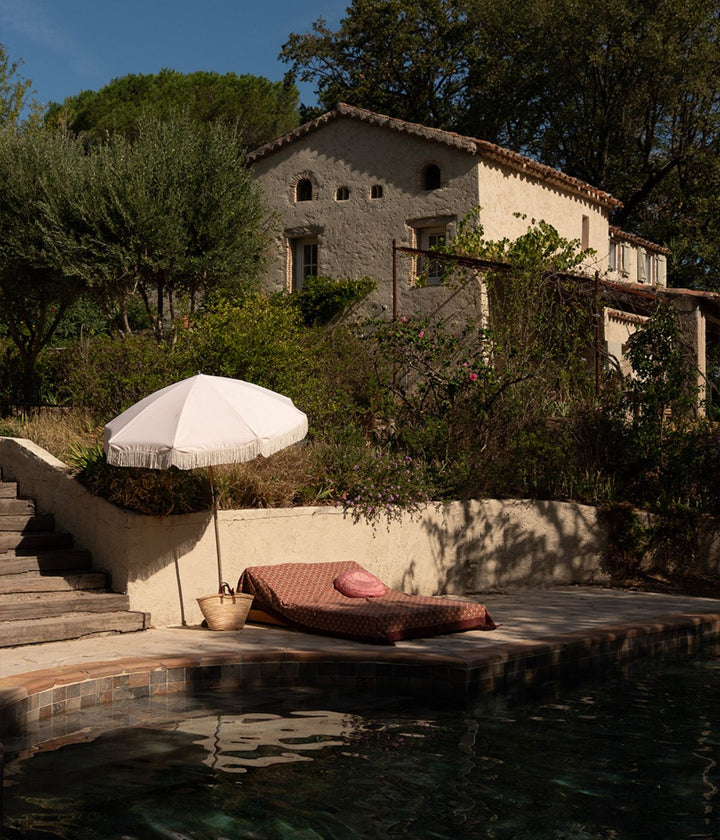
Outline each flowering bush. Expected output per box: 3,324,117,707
313,443,435,528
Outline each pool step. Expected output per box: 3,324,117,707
0,478,151,648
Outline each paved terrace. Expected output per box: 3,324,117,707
2,585,720,741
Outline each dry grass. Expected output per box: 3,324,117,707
0,409,103,463
214,445,329,509
0,409,332,514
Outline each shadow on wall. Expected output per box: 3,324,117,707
417,499,611,595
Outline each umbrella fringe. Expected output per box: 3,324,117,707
106,436,305,471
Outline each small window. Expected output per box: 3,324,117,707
422,164,441,191
581,215,590,250
296,178,313,202
620,243,630,276
371,184,383,199
335,186,349,201
638,251,647,284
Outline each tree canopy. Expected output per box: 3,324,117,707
65,113,269,337
0,43,32,129
281,0,720,289
46,69,301,148
0,114,269,400
0,126,89,401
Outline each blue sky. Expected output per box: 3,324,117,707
0,0,349,112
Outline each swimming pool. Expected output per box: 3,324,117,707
2,651,718,839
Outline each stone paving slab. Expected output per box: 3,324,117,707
1,585,720,745
2,585,719,680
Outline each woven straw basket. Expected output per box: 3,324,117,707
197,585,253,631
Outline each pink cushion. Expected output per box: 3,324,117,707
334,568,387,598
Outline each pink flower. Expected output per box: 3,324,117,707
418,330,425,338
469,372,478,382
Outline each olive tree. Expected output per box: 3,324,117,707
0,126,89,402
70,113,269,337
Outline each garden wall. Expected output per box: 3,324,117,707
0,437,651,628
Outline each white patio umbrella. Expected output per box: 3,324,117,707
103,374,308,594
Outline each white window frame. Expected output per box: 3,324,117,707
292,236,318,290
416,225,446,285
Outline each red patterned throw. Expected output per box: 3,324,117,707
237,561,496,645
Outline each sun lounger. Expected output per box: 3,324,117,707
237,561,496,645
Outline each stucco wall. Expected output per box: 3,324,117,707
255,118,487,325
253,115,612,325
475,160,610,265
0,437,621,630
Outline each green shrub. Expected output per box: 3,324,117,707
53,333,184,420
289,275,375,326
177,292,309,395
69,442,211,516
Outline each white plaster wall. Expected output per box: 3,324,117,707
475,161,610,271
255,119,482,324
604,308,647,376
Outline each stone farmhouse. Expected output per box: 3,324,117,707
249,103,718,407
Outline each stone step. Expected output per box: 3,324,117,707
0,482,18,499
0,477,152,646
0,498,35,515
0,611,151,648
0,514,56,532
0,571,108,595
0,531,73,552
0,549,93,576
0,591,130,622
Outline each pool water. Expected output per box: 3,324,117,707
2,652,718,840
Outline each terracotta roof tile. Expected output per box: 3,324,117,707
248,103,623,210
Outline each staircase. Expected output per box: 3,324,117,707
0,480,150,648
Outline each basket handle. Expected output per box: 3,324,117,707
219,581,236,601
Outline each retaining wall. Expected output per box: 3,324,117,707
0,438,616,627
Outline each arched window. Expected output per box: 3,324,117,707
422,164,441,191
371,184,384,199
335,186,350,201
296,178,313,201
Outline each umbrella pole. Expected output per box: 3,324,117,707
208,466,224,592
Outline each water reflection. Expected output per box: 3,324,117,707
1,653,718,839
171,710,365,771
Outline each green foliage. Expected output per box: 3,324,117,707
178,292,385,439
374,316,499,462
625,301,696,427
281,0,470,127
0,44,32,129
73,442,211,516
602,503,650,579
0,125,90,401
46,69,300,148
442,211,598,418
449,210,591,274
313,442,434,528
290,275,375,326
54,334,183,419
177,292,308,393
68,113,268,338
